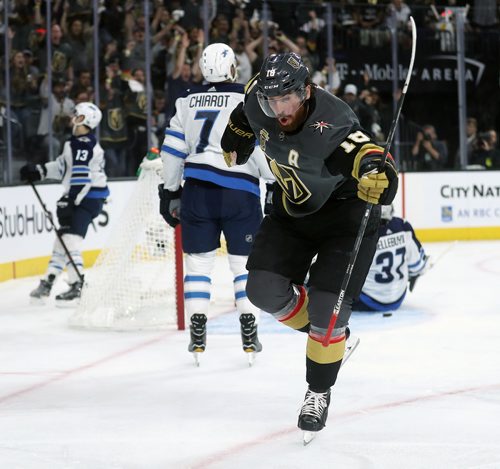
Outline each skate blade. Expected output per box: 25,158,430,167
192,351,203,367
342,336,360,367
245,351,257,367
303,431,316,445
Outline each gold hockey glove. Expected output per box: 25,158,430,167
353,151,398,205
221,102,256,167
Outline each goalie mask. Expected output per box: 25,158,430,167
199,43,237,83
72,102,102,134
381,204,394,222
256,52,310,118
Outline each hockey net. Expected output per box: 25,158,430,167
69,162,184,331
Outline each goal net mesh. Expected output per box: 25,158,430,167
70,166,180,330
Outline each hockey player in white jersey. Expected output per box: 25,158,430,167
158,43,274,364
353,205,429,314
20,102,109,304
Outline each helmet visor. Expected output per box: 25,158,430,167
256,87,307,118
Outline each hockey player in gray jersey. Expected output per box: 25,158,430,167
20,102,108,305
221,52,398,439
158,43,274,365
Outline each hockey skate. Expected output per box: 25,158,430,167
55,279,83,308
239,313,262,366
188,314,207,366
29,274,56,304
342,334,360,367
298,388,331,445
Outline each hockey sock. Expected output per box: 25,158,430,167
46,237,66,279
274,285,310,331
306,326,346,390
62,234,84,284
228,254,260,319
184,251,216,317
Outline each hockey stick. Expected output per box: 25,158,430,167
29,181,85,283
322,17,417,348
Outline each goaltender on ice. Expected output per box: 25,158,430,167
221,52,398,436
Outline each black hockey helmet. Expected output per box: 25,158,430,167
256,52,310,117
257,52,309,98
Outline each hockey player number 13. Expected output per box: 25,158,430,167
75,149,89,161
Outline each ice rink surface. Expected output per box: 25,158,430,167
1,240,500,469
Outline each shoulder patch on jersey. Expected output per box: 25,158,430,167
244,74,259,96
308,121,333,134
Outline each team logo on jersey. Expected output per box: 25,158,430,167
268,159,311,205
309,121,333,134
108,108,124,131
136,92,147,111
51,50,67,73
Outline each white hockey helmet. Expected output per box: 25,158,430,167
72,102,102,130
381,204,394,221
199,43,237,83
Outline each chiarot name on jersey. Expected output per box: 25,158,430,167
189,94,231,108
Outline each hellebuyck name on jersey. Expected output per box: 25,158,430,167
377,233,405,250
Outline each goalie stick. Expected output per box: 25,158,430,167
321,17,417,348
409,241,458,292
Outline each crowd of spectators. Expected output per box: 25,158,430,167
1,0,499,178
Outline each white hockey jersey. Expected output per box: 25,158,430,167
161,82,273,196
360,217,428,309
44,133,109,205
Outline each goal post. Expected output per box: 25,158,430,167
69,162,185,331
174,225,185,330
